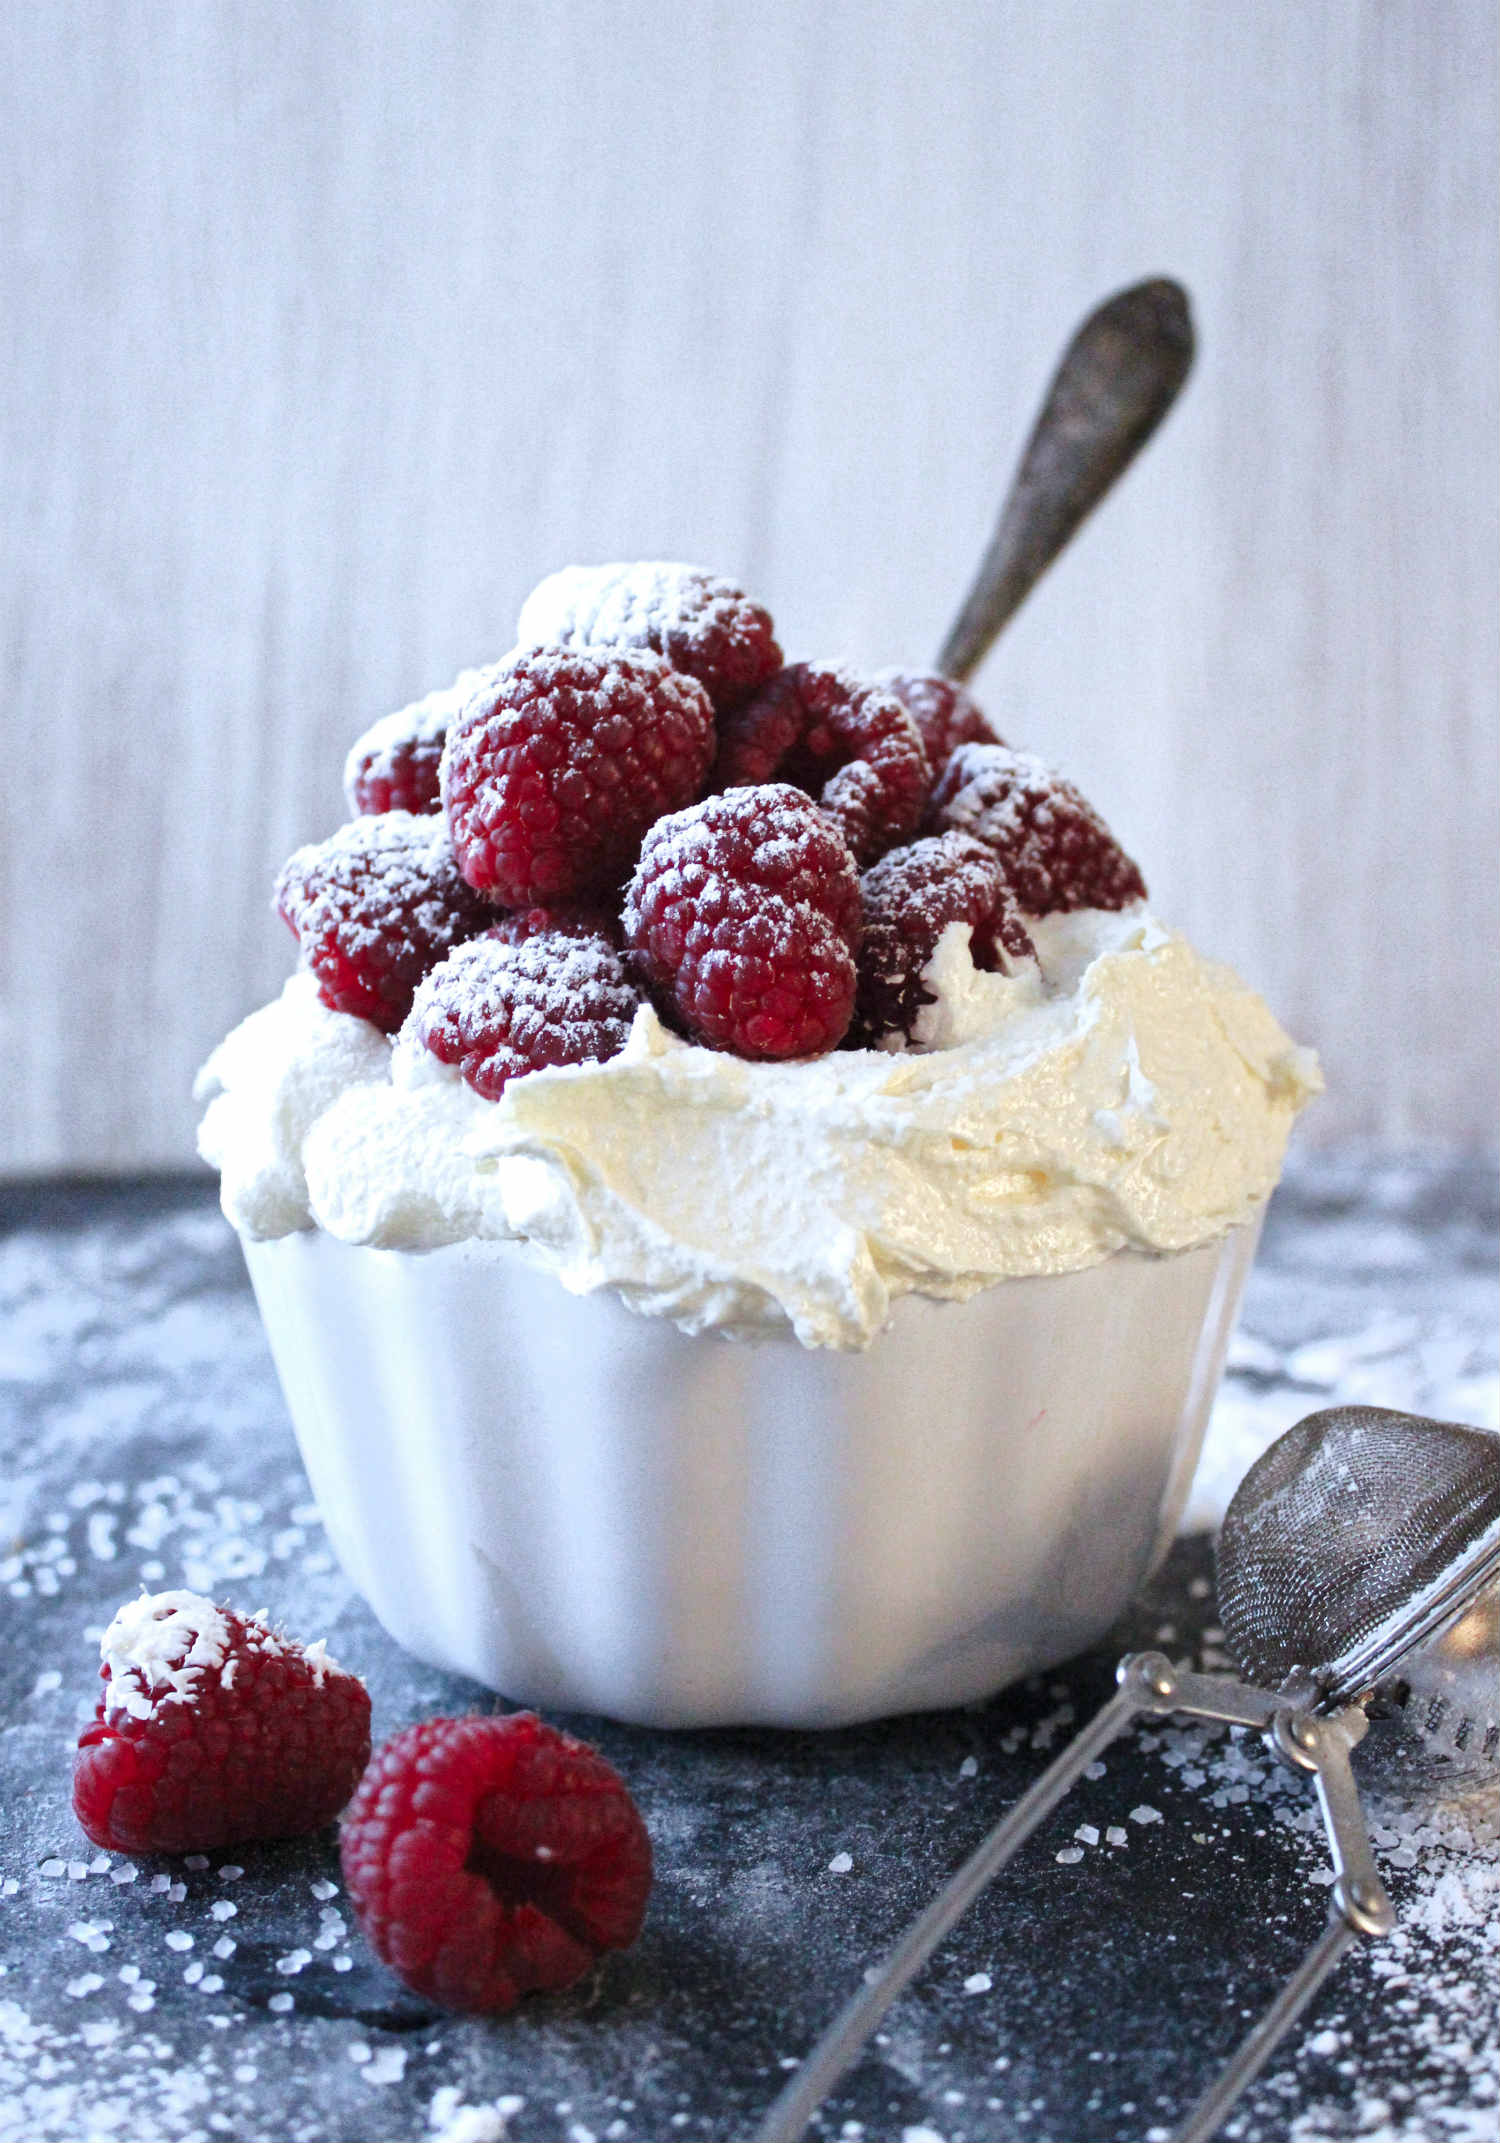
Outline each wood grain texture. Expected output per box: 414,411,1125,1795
1,0,1495,1168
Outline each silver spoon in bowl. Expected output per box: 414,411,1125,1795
934,274,1195,684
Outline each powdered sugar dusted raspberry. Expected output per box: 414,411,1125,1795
340,1712,652,2014
624,784,861,1059
713,663,929,864
872,668,1003,781
487,902,622,949
928,744,1147,915
851,832,1037,1047
410,934,642,1100
74,1592,370,1854
517,561,781,714
275,812,491,1033
442,646,716,906
344,668,491,817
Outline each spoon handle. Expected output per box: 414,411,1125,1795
1168,1917,1357,2143
935,276,1195,682
751,1682,1143,2143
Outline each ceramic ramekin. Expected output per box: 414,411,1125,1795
242,1221,1259,1728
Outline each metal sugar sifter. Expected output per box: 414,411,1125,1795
755,1406,1500,2143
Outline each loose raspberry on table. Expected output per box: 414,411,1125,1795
927,743,1147,915
72,1590,370,1855
713,663,930,865
442,647,716,907
275,812,491,1033
409,933,643,1100
623,784,861,1060
343,668,492,817
871,668,1003,783
516,561,782,715
340,1712,652,2015
850,832,1037,1047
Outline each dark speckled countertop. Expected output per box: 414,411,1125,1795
1,1153,1496,2143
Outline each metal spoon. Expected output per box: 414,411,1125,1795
754,1406,1500,2143
935,275,1195,684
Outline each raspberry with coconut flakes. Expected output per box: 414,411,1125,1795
851,832,1037,1048
624,784,861,1060
713,662,929,864
872,668,1003,784
442,646,716,907
72,1590,370,1855
410,933,643,1101
927,742,1147,915
344,668,491,817
517,561,782,715
275,812,491,1033
340,1711,652,2015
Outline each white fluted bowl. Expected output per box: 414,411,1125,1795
242,1221,1259,1728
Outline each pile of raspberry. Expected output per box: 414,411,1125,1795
276,559,1146,1094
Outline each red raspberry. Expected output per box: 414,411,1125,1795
927,744,1147,915
487,901,622,950
340,1712,652,2015
623,785,861,1060
871,669,1003,783
442,647,716,907
72,1590,371,1855
410,933,643,1101
517,561,781,715
275,812,490,1033
713,663,929,864
850,832,1037,1047
344,669,489,817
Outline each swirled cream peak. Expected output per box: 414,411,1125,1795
197,911,1319,1347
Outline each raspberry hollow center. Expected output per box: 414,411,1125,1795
465,1806,594,1948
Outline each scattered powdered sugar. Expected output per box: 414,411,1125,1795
428,2089,527,2142
360,2044,408,2087
1123,1570,1500,2143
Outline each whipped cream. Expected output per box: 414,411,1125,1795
197,909,1320,1348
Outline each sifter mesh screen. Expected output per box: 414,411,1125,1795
1216,1406,1500,1702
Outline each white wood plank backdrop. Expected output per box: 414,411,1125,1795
1,0,1496,1170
